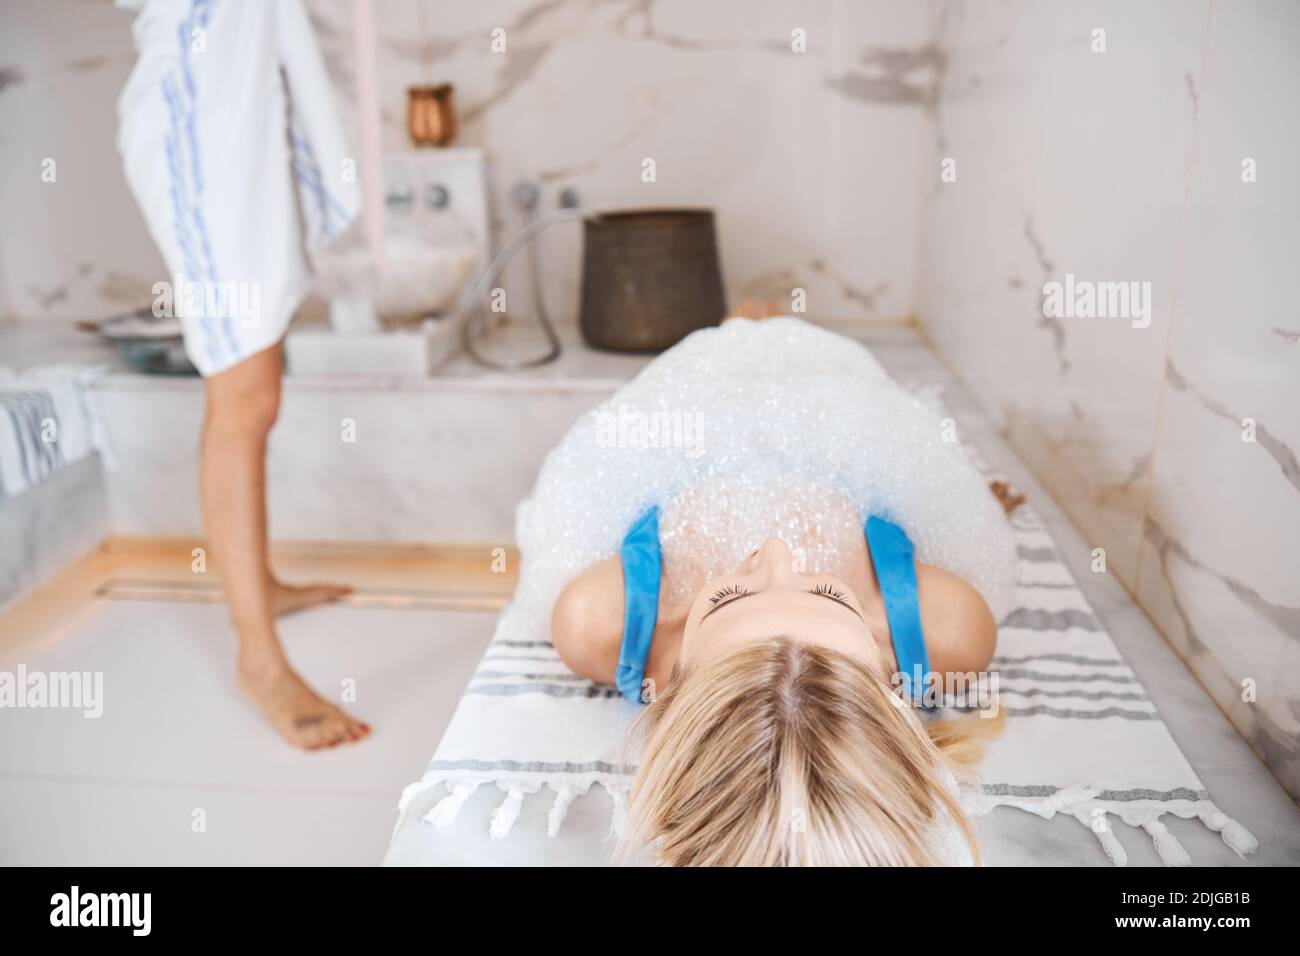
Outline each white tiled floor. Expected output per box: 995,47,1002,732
0,600,494,865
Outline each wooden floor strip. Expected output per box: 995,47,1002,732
0,536,519,664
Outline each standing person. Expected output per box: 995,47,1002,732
116,0,369,748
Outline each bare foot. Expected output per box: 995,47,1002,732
270,580,352,618
731,299,784,320
238,659,370,750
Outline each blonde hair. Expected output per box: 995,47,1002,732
621,638,1002,866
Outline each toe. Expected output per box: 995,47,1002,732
302,722,332,751
325,717,354,747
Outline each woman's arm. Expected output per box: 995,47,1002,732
909,479,1018,683
916,562,998,683
551,556,625,686
551,557,687,691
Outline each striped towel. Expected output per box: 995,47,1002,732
397,407,1258,867
0,367,108,499
965,503,1257,865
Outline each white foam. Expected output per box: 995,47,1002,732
514,317,1018,626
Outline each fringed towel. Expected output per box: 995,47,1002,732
396,393,1257,867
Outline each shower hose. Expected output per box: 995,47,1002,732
459,191,588,370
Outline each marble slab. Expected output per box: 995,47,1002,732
0,453,108,612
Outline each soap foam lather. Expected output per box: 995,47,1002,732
512,317,1018,628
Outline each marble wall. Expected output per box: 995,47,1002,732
917,0,1300,797
0,0,937,325
89,368,618,545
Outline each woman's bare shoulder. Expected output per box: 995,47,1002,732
550,556,625,684
915,562,997,676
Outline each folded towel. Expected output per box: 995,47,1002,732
0,366,109,499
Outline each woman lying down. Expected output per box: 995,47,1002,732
513,315,1021,866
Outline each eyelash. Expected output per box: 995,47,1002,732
708,584,749,605
706,583,851,608
812,582,849,602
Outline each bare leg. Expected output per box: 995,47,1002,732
200,344,369,749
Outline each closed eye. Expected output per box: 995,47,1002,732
809,583,862,620
708,584,749,605
701,585,753,621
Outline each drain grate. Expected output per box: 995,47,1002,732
93,578,509,612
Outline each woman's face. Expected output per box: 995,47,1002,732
679,537,884,672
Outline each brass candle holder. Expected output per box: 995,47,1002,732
407,83,456,147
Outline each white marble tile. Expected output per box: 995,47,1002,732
0,0,162,323
92,375,611,543
92,382,207,539
266,387,609,543
920,0,1208,585
921,0,1300,798
0,778,399,866
1134,0,1300,797
0,600,494,864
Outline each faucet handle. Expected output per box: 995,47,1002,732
385,187,415,210
424,183,450,209
511,181,540,213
